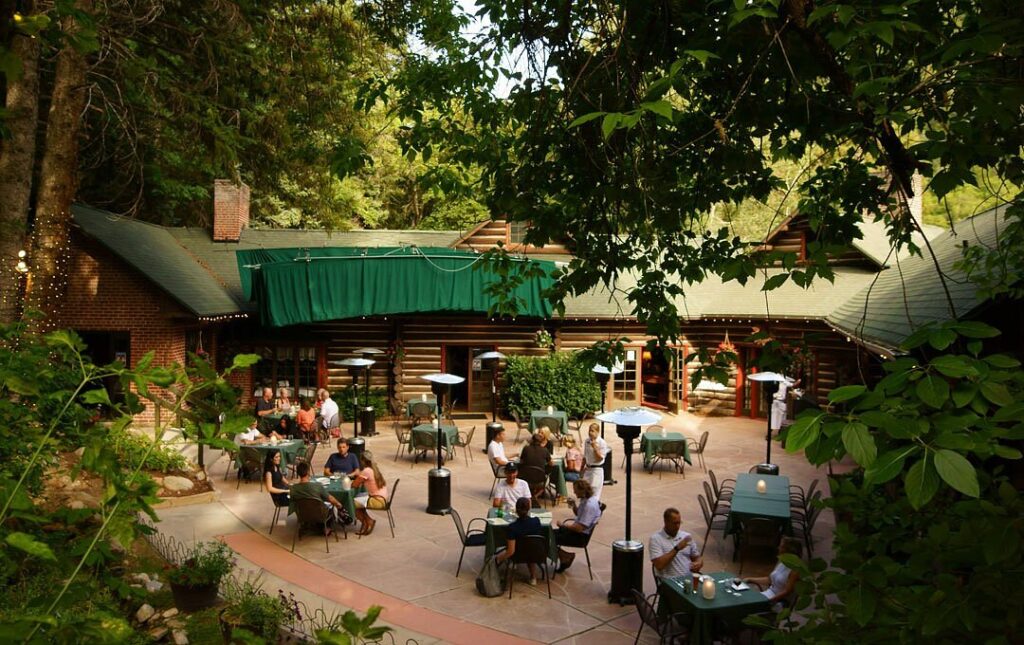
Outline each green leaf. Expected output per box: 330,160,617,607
640,100,673,120
231,353,261,369
993,445,1022,460
569,111,604,128
930,355,977,378
3,375,39,396
828,385,866,403
5,532,57,561
845,582,877,626
980,381,1013,406
928,328,957,350
841,422,876,466
951,382,977,408
865,446,917,485
784,414,824,452
683,49,720,67
984,354,1020,369
951,321,1000,338
916,374,949,409
81,388,112,406
761,273,789,291
863,21,895,46
601,113,620,140
933,449,979,497
905,456,939,509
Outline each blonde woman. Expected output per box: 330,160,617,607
583,423,608,500
562,436,583,482
351,453,388,535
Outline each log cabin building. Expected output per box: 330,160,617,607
57,181,1014,426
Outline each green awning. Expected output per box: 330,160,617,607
236,247,556,327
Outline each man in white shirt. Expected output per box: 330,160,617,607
492,463,531,516
487,427,512,475
234,420,263,446
318,388,339,431
649,507,703,580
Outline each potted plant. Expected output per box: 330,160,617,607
166,540,235,612
219,573,299,644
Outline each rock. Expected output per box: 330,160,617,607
136,603,156,623
130,584,142,589
73,447,85,457
145,580,164,593
165,618,185,629
195,471,207,481
132,573,152,584
162,608,178,619
152,476,164,486
69,501,85,510
148,626,168,641
162,476,194,492
171,629,189,645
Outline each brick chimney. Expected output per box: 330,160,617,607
213,179,250,242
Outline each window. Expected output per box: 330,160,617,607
613,349,638,403
508,220,530,245
253,344,320,401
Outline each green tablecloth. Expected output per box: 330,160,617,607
724,474,792,535
640,432,692,468
409,424,458,459
406,398,438,417
483,509,558,563
659,571,771,645
237,440,305,468
286,478,358,522
550,457,567,498
529,410,569,435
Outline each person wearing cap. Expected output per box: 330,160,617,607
492,462,531,516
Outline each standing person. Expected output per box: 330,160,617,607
351,453,388,536
770,376,795,434
255,387,277,433
323,438,360,477
295,398,316,441
495,497,543,586
583,423,609,500
649,507,703,581
744,537,803,610
492,463,531,516
554,479,602,573
487,427,512,475
318,388,339,433
562,436,583,482
263,450,290,505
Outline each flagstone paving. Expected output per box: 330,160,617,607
154,411,843,644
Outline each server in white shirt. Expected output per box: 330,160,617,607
583,423,609,500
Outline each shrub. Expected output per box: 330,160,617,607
503,353,602,419
339,386,389,420
220,573,297,640
108,427,189,473
165,541,235,587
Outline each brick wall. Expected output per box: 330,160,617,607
212,179,250,242
59,235,189,426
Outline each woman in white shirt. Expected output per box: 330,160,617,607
744,536,803,609
582,423,608,500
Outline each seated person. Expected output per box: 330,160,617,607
492,463,531,516
276,387,292,411
520,431,553,472
649,507,703,580
288,462,346,525
495,497,543,586
744,537,803,609
276,415,297,439
562,436,583,482
255,387,277,431
351,453,388,536
555,479,603,573
263,450,290,506
538,428,557,456
234,420,264,446
295,398,317,439
487,428,513,474
324,438,360,477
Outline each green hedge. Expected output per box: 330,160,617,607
503,353,601,420
338,386,389,421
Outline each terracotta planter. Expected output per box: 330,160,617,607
170,581,219,612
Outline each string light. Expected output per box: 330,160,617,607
198,313,249,323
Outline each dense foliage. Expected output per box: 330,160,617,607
108,426,188,474
503,353,602,420
164,540,235,588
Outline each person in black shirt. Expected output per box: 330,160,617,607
496,497,543,585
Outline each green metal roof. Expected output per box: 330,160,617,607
827,205,1011,352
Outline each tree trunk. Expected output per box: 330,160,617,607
0,26,41,323
23,1,92,328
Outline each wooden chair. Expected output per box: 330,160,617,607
506,535,551,599
393,420,412,462
453,425,475,466
236,448,263,490
698,493,728,556
631,588,690,644
450,508,487,577
410,401,434,426
365,478,399,538
649,440,687,479
289,442,317,479
737,518,783,575
687,430,709,471
291,498,342,553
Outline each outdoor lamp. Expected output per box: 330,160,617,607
421,372,465,515
596,405,661,605
746,371,793,473
333,358,374,438
477,351,506,453
354,348,384,436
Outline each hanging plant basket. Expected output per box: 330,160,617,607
717,330,736,354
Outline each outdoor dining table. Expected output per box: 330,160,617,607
237,439,305,468
483,508,559,563
724,473,793,535
639,431,693,469
286,477,358,523
658,571,771,645
550,457,567,498
528,410,569,435
406,397,437,417
409,423,458,462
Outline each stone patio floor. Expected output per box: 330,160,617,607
154,411,843,644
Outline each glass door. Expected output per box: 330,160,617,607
613,349,639,406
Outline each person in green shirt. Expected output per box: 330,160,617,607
289,462,345,515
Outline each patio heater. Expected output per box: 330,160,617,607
421,372,465,515
596,406,662,605
355,348,385,437
592,363,623,486
746,371,793,476
334,358,374,457
477,350,506,453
